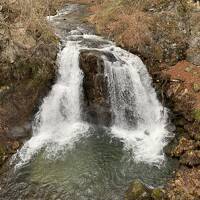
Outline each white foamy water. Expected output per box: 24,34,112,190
14,30,170,167
14,40,89,167
47,4,79,21
103,47,169,163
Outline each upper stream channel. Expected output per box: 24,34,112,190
0,4,177,200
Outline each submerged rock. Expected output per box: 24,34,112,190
125,180,166,200
125,180,152,200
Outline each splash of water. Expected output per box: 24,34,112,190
103,47,169,164
14,40,89,167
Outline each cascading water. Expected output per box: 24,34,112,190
15,34,168,167
103,47,168,163
0,5,176,200
14,40,90,167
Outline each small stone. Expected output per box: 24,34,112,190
193,83,200,92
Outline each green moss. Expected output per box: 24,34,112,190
192,109,200,121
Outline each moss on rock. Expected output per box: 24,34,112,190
151,188,165,200
125,180,152,200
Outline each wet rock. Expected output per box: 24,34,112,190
173,118,186,127
164,140,179,157
151,188,166,200
126,180,166,200
79,49,112,126
125,180,152,200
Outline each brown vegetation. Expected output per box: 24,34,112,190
0,0,68,43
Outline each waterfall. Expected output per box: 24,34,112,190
14,33,169,167
14,40,89,167
103,46,168,163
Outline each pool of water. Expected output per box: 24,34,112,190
0,127,177,200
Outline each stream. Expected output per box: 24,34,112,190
0,4,177,200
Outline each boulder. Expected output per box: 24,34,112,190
125,180,152,200
125,180,166,200
79,49,115,126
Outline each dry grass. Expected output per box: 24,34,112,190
89,0,154,50
0,0,67,43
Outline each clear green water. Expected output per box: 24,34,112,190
0,127,177,200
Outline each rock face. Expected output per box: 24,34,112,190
0,3,58,166
79,50,112,126
152,61,200,200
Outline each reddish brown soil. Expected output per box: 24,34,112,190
165,61,200,109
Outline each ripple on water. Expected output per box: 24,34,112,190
0,128,177,200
